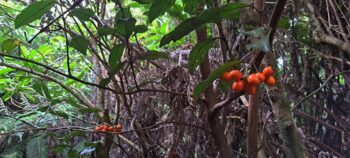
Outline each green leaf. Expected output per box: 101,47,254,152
134,25,148,33
70,131,86,137
97,27,116,36
26,136,48,158
69,8,95,21
183,0,202,14
339,75,345,85
193,60,240,99
115,17,136,38
68,150,79,158
188,38,217,72
84,142,97,147
277,17,290,29
14,0,56,28
54,144,69,154
32,82,51,100
49,110,69,119
109,44,125,67
2,91,15,101
0,67,14,75
69,35,89,55
160,3,248,47
41,83,52,100
99,78,112,87
1,39,19,53
18,112,37,119
246,29,271,52
138,51,169,60
78,107,101,114
148,0,176,23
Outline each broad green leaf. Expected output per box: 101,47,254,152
84,142,97,147
54,144,69,154
188,38,217,72
18,112,37,119
97,27,116,36
193,60,240,99
69,8,95,21
277,17,290,29
0,67,14,75
134,25,148,33
1,39,20,53
148,0,176,23
49,110,69,119
26,136,48,158
160,3,248,47
70,131,86,137
138,51,169,60
68,150,79,158
109,44,125,67
2,91,15,101
116,7,133,19
244,27,264,38
246,29,271,52
183,0,202,14
69,35,88,55
115,17,136,38
168,4,187,21
32,82,52,100
99,78,112,87
339,75,345,85
38,106,49,112
78,107,101,114
66,97,83,108
41,83,52,100
14,0,56,28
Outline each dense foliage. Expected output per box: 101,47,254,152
0,0,349,158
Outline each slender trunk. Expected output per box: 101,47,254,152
196,27,234,158
247,1,264,158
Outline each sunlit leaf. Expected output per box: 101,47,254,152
14,0,56,28
1,39,20,53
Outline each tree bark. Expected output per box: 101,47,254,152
196,27,234,158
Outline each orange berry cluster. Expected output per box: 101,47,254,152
95,124,122,133
221,66,276,95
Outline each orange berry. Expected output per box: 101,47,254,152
245,84,257,95
95,126,102,131
247,74,261,85
232,80,245,92
229,70,243,81
265,76,276,86
107,126,114,132
116,124,122,130
256,72,266,82
220,72,232,81
263,66,274,77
